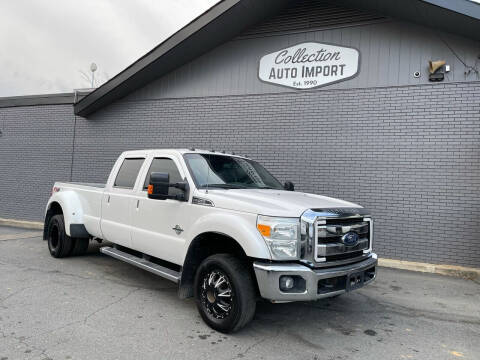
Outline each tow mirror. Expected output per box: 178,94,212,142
148,172,170,200
148,172,189,201
284,181,295,191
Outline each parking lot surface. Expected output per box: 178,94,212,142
0,226,479,360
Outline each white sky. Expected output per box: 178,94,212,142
0,0,219,97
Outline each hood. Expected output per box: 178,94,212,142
199,189,363,217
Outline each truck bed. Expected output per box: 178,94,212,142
54,181,105,238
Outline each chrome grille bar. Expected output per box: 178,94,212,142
315,218,371,263
300,209,373,267
316,238,369,257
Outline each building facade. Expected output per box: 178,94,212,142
1,0,479,267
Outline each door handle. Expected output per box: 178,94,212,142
136,199,140,209
106,195,110,204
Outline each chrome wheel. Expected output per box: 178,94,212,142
194,254,256,332
200,269,234,319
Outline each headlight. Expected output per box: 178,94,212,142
257,215,300,260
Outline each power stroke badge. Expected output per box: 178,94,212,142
258,42,360,90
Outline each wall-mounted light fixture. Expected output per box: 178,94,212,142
429,60,446,82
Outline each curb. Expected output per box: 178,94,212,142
379,258,480,281
0,217,43,230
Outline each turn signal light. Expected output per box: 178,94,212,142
257,224,271,237
147,184,153,195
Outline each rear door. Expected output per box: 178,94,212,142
130,154,189,265
100,156,146,247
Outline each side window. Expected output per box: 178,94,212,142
143,158,183,196
114,158,145,189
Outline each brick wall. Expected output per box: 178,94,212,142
1,81,479,267
0,104,74,222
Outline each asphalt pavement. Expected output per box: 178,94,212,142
0,226,479,360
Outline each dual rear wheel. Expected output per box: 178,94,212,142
47,214,89,258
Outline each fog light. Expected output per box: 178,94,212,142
279,276,294,291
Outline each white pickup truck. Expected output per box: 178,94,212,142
44,149,377,332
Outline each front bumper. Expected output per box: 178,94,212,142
253,253,377,302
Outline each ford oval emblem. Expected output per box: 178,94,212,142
342,231,359,247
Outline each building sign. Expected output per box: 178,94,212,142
258,42,360,90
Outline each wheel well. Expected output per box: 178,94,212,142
179,232,256,299
43,202,63,240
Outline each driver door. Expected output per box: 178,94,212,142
130,155,189,265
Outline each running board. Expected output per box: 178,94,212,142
100,246,180,283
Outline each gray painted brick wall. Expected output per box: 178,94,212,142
0,104,74,222
0,81,479,267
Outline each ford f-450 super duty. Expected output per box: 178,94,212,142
44,149,377,332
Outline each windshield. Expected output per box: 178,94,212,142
184,153,284,190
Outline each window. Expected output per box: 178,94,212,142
114,158,145,189
184,153,283,190
143,158,183,196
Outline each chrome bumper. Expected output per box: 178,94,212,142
253,253,377,302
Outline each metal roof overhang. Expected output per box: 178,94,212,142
74,0,480,117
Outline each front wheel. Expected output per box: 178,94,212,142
194,254,256,333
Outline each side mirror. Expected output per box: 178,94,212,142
284,181,295,191
148,172,170,200
148,172,190,201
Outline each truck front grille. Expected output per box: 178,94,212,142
315,218,370,263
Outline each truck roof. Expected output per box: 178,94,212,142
121,148,251,159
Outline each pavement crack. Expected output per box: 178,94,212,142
286,330,325,350
21,287,142,342
83,287,140,325
233,337,267,359
1,284,44,302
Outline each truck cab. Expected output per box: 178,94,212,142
44,149,377,332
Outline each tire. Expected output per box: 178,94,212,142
69,237,89,256
194,254,256,333
47,214,73,258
